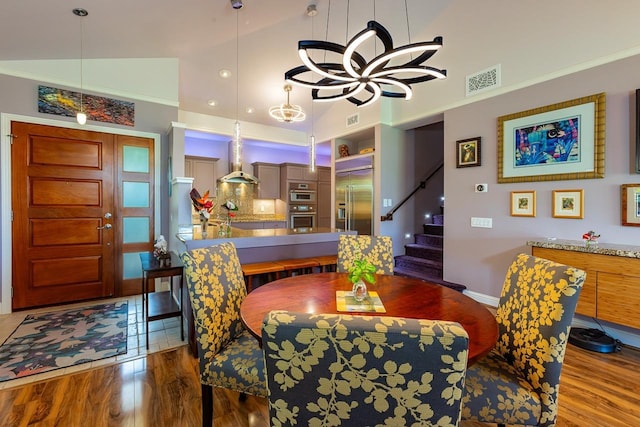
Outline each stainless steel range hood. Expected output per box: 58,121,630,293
219,170,259,184
218,139,259,184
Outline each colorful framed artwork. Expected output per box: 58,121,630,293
621,184,640,226
456,137,481,168
37,85,135,126
552,189,584,219
497,93,605,183
510,190,536,217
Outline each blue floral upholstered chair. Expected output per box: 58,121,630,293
337,234,394,275
262,311,469,427
461,253,586,427
181,242,266,427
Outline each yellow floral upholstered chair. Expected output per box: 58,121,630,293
181,242,266,427
461,253,586,427
336,234,394,275
262,311,469,427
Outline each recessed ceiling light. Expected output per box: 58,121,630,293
219,69,232,79
246,107,255,114
207,99,217,107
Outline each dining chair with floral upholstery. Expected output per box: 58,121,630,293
336,234,394,275
181,242,267,427
262,310,469,427
461,253,586,427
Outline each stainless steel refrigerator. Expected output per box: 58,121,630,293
336,167,373,235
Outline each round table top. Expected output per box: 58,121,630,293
240,272,498,364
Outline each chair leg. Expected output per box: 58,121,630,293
201,384,213,427
239,392,247,402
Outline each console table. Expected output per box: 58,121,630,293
140,251,184,349
528,239,640,329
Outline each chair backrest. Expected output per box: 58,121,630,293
180,242,247,366
496,253,585,424
336,234,394,275
262,311,469,427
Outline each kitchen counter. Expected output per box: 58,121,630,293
177,226,356,263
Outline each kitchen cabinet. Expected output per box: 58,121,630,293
253,162,280,199
317,166,331,182
531,244,640,329
317,181,331,228
185,156,217,193
281,163,317,182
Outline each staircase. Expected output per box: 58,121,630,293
394,218,466,292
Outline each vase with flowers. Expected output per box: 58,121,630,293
190,188,215,237
582,230,600,249
221,200,239,236
153,235,171,266
347,258,376,302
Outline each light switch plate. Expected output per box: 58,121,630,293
471,217,493,228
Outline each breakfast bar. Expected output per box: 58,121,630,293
177,225,355,263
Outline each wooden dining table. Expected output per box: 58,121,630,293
240,272,499,364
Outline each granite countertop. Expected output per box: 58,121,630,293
177,225,355,250
527,239,640,259
195,215,286,223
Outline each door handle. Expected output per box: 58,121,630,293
97,224,112,230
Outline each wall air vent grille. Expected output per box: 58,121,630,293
346,113,359,127
466,64,501,97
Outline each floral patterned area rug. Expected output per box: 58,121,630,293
0,301,128,382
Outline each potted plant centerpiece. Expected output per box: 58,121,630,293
348,258,376,301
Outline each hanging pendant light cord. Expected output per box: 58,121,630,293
79,16,83,112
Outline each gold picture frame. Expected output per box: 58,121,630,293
510,191,536,217
498,93,605,183
621,184,640,226
552,189,584,219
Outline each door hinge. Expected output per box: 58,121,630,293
7,134,17,144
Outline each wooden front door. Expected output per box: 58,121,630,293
11,122,154,310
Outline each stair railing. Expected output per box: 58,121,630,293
380,162,443,221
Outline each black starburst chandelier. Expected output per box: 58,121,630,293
284,3,446,108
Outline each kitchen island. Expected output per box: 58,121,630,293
177,225,355,263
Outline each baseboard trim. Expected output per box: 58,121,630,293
463,290,640,350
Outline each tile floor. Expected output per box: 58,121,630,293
0,294,187,390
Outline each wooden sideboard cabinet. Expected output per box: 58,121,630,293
532,245,640,329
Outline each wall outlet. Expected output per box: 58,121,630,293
475,183,488,192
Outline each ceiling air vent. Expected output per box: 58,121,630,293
466,64,501,97
346,113,359,127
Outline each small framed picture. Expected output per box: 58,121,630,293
456,137,481,168
621,183,640,226
552,189,584,219
511,191,536,217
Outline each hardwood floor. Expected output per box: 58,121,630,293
1,343,639,426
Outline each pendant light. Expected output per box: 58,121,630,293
269,84,306,123
285,0,446,107
73,8,88,125
307,3,317,172
218,1,259,185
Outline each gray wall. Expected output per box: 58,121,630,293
444,53,640,298
0,73,178,307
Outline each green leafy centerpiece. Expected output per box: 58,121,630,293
348,258,376,302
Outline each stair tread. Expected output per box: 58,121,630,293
405,243,442,250
394,255,442,266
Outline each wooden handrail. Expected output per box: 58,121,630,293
381,162,443,221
